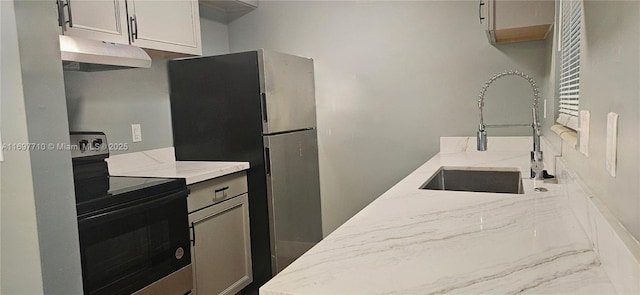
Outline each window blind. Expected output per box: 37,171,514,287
557,0,582,130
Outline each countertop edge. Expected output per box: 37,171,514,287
259,148,617,295
109,161,250,185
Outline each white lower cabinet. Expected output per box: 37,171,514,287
188,173,252,295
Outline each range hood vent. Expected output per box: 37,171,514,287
59,35,152,72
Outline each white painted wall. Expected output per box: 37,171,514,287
543,0,640,240
0,1,44,293
65,12,230,155
226,1,550,235
2,0,83,293
65,61,175,153
200,3,231,55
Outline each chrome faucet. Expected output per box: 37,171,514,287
476,70,544,179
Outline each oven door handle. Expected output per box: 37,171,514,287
190,222,196,246
78,189,188,227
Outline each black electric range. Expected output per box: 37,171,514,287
70,132,188,214
70,132,192,295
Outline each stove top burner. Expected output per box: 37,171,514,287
70,132,187,216
75,176,186,216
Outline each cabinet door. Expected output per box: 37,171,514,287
128,0,202,56
190,194,252,295
61,0,129,44
482,0,496,44
483,0,554,44
259,50,316,134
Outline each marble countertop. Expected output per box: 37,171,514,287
260,149,617,294
106,147,249,185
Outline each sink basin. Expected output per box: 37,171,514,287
420,167,524,194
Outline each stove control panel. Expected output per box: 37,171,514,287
70,132,109,159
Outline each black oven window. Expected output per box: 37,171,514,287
78,189,190,295
83,220,170,290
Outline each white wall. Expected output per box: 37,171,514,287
65,61,175,153
200,4,231,55
544,0,640,240
64,11,230,155
0,0,44,293
227,1,551,235
2,0,83,293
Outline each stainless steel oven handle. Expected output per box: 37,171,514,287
78,189,188,227
189,222,196,247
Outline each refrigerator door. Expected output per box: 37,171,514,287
259,50,317,134
168,52,274,289
264,129,322,274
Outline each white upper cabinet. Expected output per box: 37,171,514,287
481,0,554,44
60,0,129,44
128,0,201,56
57,0,202,56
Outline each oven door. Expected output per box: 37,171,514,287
78,189,191,295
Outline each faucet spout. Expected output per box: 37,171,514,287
475,70,544,179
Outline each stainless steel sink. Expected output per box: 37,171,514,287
420,167,524,194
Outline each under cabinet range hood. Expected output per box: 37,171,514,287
59,35,152,71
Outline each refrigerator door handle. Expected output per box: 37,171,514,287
261,93,268,123
264,147,271,175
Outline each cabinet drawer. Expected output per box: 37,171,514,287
188,172,247,213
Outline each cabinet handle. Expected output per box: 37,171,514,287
190,222,196,246
130,15,138,40
265,147,271,175
65,0,73,28
56,0,65,29
214,186,230,193
214,186,229,200
261,93,268,122
479,0,485,24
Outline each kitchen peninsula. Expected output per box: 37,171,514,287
260,137,619,295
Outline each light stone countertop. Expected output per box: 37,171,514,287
260,149,617,295
106,147,249,185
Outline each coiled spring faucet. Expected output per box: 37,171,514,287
477,70,544,179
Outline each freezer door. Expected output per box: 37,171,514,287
264,129,322,274
259,50,317,134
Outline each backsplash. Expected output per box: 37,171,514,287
557,158,640,295
106,147,176,174
63,61,174,155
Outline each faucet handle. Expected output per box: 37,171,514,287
477,129,487,151
531,151,544,179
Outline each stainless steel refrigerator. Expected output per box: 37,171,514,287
168,50,323,289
